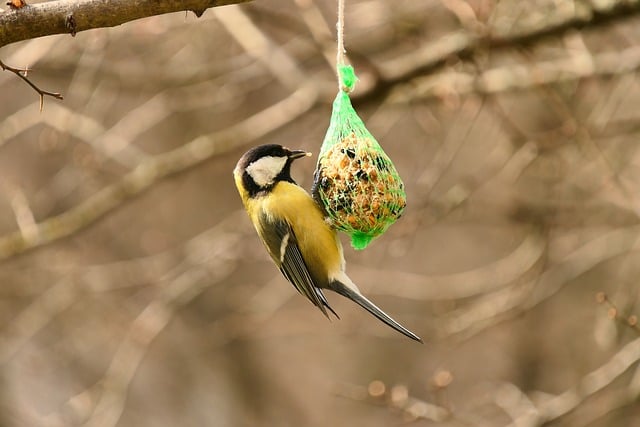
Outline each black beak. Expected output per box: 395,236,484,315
288,149,311,160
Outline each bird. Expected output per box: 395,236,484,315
233,144,422,342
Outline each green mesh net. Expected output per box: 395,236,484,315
312,65,406,250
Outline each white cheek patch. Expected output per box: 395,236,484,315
246,156,288,187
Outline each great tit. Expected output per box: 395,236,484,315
233,144,422,342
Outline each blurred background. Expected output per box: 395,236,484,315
1,0,640,426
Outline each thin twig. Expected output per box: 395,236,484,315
506,336,640,426
437,226,640,341
214,6,305,91
294,0,335,68
60,218,243,427
355,0,640,102
596,292,640,335
388,46,640,103
0,59,63,110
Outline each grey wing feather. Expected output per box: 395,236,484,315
257,212,337,318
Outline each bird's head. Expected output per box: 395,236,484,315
234,144,311,196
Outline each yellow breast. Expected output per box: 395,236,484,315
248,181,344,286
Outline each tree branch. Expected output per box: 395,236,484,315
354,0,640,102
506,336,640,426
0,0,252,49
387,45,640,103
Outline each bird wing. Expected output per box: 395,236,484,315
257,211,337,318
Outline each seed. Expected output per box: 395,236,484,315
340,155,350,169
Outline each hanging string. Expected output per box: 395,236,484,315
336,0,345,67
314,0,406,250
335,0,356,93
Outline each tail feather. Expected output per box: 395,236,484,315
315,287,340,319
330,280,423,343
